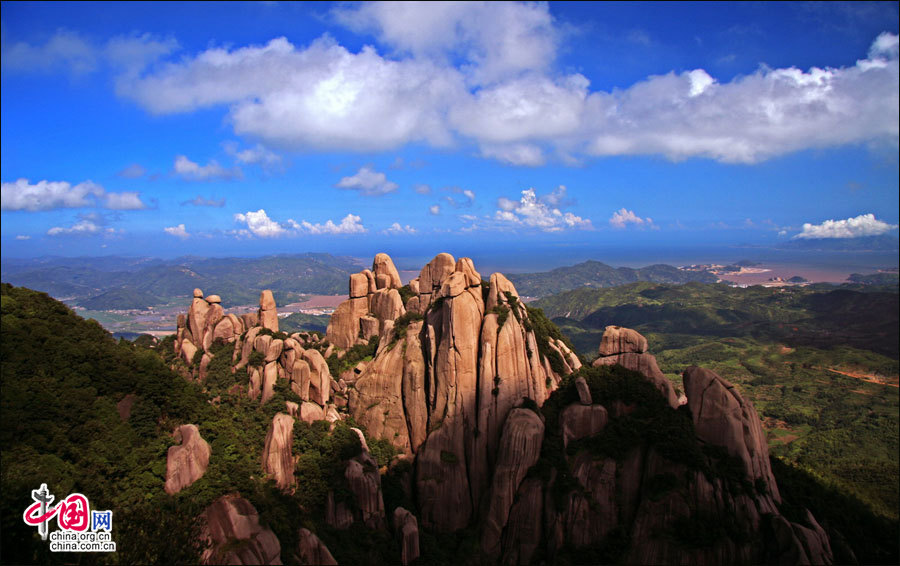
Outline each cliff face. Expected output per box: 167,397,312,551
339,253,580,531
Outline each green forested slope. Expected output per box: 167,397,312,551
0,284,393,565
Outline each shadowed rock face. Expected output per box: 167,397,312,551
165,424,211,495
199,494,282,565
683,365,780,502
393,507,420,565
491,363,833,566
481,408,545,559
295,528,337,565
592,325,679,408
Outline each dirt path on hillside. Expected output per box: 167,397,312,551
824,367,899,388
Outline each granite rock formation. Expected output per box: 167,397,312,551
199,494,282,565
164,424,211,495
344,253,580,532
173,289,339,422
592,325,679,408
262,412,295,491
295,528,338,565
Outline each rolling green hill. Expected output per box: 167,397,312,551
1,253,360,310
507,260,718,297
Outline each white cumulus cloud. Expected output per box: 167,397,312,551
301,214,367,235
164,224,190,239
234,209,286,237
494,188,591,232
793,213,898,239
332,1,559,85
47,218,114,236
1,178,147,211
383,222,417,235
609,208,655,229
104,192,147,210
429,204,441,215
223,141,282,168
335,166,399,196
174,155,242,181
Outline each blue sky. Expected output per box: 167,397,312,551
2,1,898,266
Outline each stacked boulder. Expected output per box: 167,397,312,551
326,253,405,349
592,325,679,408
173,290,340,422
345,253,581,532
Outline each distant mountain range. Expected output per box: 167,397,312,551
507,260,718,297
0,253,362,309
779,234,899,251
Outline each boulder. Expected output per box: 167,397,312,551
206,294,221,304
193,288,203,298
345,456,385,529
265,338,284,362
260,362,278,405
359,316,379,341
598,325,647,355
369,288,405,322
593,326,678,409
199,494,282,565
188,297,210,352
116,393,137,421
165,424,211,495
373,252,403,289
574,376,591,405
455,257,482,287
302,349,331,406
249,367,262,400
258,290,278,332
418,253,456,304
241,312,258,330
295,528,337,565
291,360,311,400
180,338,198,366
299,401,325,424
350,272,369,298
262,413,295,490
393,507,420,565
326,296,368,349
213,316,236,344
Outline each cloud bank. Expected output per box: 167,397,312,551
103,0,896,166
233,209,367,238
793,213,898,239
